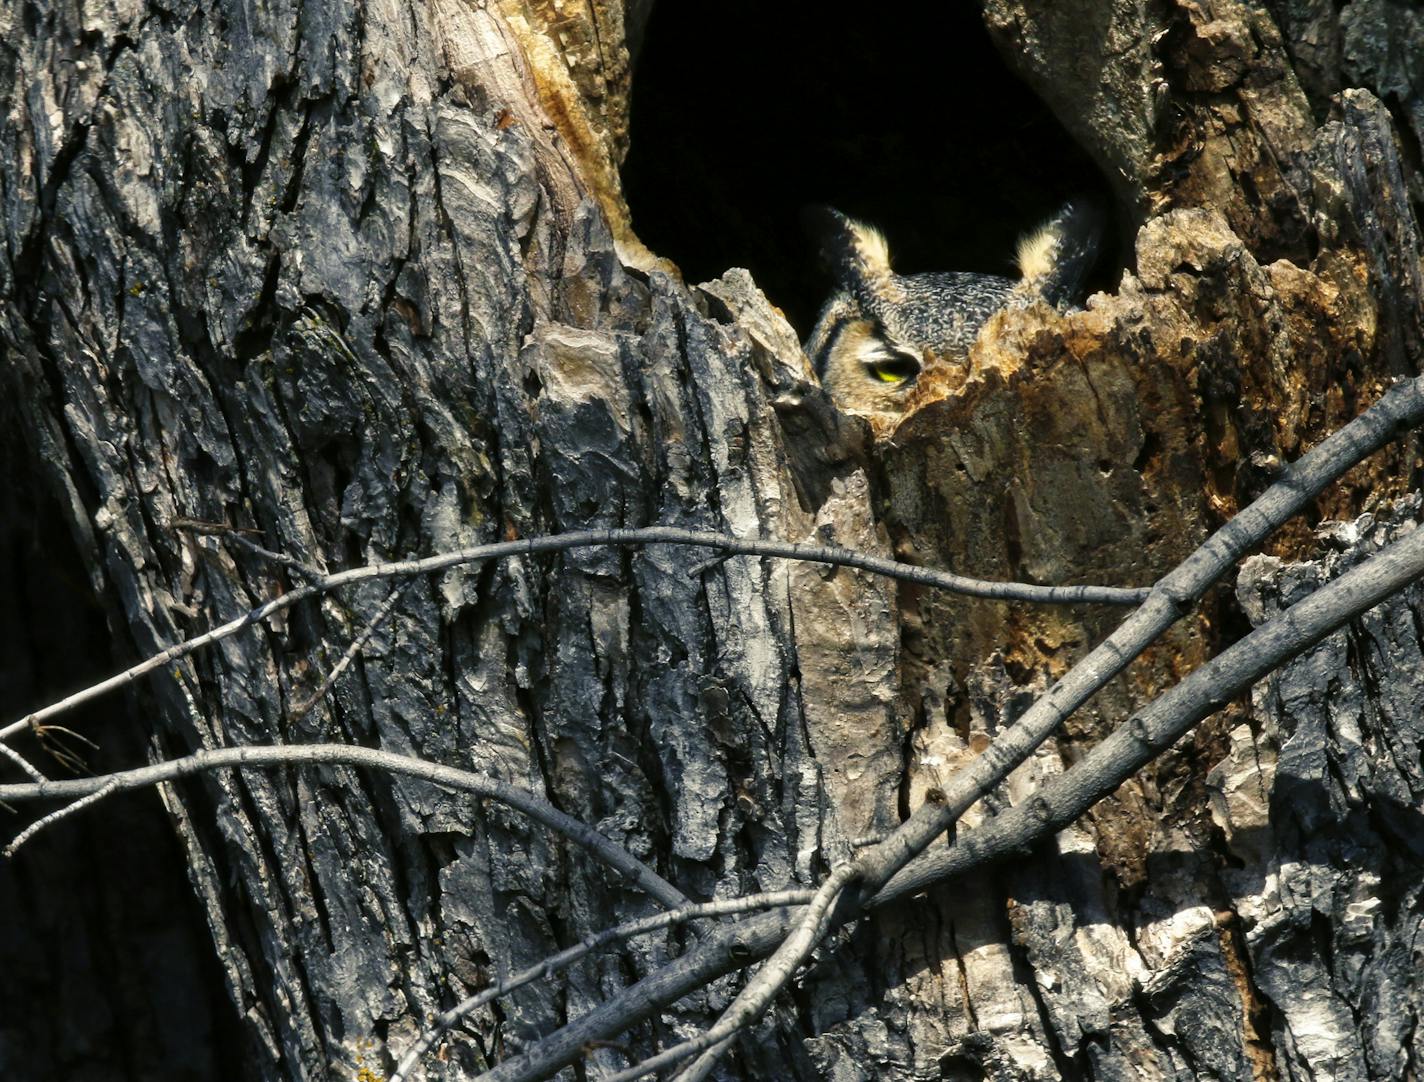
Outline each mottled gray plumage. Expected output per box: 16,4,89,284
870,269,1018,356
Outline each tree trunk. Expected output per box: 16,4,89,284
1,1,1421,1080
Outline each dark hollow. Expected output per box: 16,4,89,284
623,2,1115,336
0,431,245,1080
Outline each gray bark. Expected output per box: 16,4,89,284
1215,500,1424,1082
1,2,1421,1081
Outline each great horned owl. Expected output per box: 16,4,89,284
803,201,1102,416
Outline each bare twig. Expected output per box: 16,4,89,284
172,518,325,579
33,724,98,776
0,745,688,908
471,374,1424,1082
289,582,413,718
600,863,859,1081
674,1036,737,1082
0,741,46,783
389,891,813,1082
686,552,732,577
4,780,117,856
0,527,1151,744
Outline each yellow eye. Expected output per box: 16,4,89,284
866,355,920,384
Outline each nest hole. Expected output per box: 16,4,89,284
623,2,1117,335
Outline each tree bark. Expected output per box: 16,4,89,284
1,2,1421,1081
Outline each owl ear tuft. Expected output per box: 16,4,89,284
802,206,897,310
1015,198,1103,305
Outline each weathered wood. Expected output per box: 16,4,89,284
1217,498,1424,1082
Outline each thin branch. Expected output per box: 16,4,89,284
289,582,413,718
600,863,861,1082
473,910,809,1082
0,527,1151,744
389,891,813,1082
172,518,325,579
4,780,117,856
593,374,1424,1081
673,1036,737,1082
34,724,97,776
686,552,732,577
471,374,1424,1082
0,741,46,783
0,745,688,909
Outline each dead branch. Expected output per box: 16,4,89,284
0,526,1151,744
288,581,413,718
0,744,689,909
389,891,813,1082
0,741,46,783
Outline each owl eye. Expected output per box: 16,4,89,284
865,351,921,384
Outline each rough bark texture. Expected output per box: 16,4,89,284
1215,498,1424,1082
0,2,1421,1082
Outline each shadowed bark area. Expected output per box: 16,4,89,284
0,2,1420,1081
